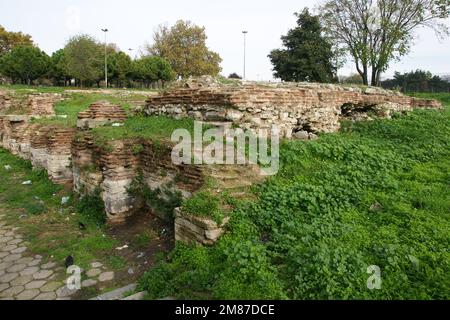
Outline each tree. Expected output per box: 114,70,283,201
268,9,338,83
63,34,103,86
0,46,50,84
109,51,132,87
146,20,222,78
0,25,33,57
321,0,449,86
132,56,175,87
49,49,70,86
381,70,450,93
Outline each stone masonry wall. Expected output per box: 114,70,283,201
0,90,12,113
0,116,75,184
71,135,205,223
27,93,61,116
145,78,442,138
0,91,61,116
77,101,127,129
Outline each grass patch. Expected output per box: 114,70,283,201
91,116,196,143
182,190,225,223
108,255,128,270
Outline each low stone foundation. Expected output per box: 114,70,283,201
27,93,61,116
0,90,12,113
77,101,128,129
144,77,442,137
174,208,230,246
0,90,61,116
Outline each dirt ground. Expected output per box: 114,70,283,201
72,209,174,300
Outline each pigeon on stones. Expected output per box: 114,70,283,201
65,255,74,268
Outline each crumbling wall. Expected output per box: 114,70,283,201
0,90,12,113
0,116,75,183
44,127,76,183
77,101,127,129
27,93,61,116
71,135,206,223
0,115,40,159
72,134,104,195
145,78,442,138
174,208,230,245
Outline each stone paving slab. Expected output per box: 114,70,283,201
0,214,118,300
0,215,63,300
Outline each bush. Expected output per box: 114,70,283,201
76,189,106,226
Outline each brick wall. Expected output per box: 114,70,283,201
77,101,127,129
145,79,442,137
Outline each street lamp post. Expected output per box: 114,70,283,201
242,31,248,80
128,48,134,60
101,28,109,88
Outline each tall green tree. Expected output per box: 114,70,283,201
49,49,70,86
0,46,50,84
321,0,449,86
146,20,222,78
132,56,175,87
63,34,103,86
0,25,33,57
268,9,338,83
109,51,133,87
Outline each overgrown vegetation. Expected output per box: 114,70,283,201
182,190,225,223
139,94,450,300
76,189,106,226
128,171,183,220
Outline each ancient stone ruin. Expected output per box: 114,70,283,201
77,101,128,129
145,77,442,138
27,93,60,116
0,90,12,113
0,90,61,116
0,80,443,246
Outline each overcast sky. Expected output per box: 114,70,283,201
1,0,449,80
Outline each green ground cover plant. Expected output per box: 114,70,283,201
139,94,450,300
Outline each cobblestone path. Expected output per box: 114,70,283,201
0,213,118,300
0,213,73,300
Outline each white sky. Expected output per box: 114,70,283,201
1,0,449,80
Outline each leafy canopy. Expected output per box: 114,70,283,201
320,0,450,86
146,20,222,78
269,9,338,83
0,25,33,56
0,46,50,84
63,34,103,85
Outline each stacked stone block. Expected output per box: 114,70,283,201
77,101,127,129
145,80,442,137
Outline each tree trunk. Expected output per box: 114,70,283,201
371,68,382,87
